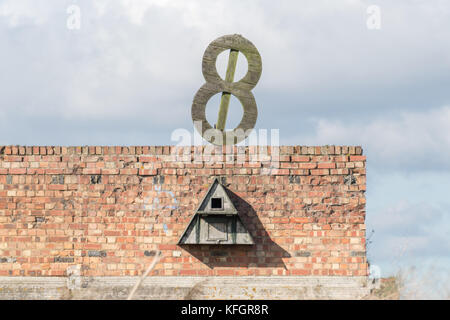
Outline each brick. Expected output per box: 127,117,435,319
88,250,107,257
54,256,74,263
291,156,310,162
139,156,158,162
294,251,311,257
350,155,366,161
270,169,290,175
138,169,157,176
318,163,336,169
8,168,27,175
0,145,366,279
291,269,311,276
310,169,329,175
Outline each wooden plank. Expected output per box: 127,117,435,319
231,215,237,244
216,49,239,130
195,215,200,244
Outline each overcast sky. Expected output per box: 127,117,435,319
1,0,449,297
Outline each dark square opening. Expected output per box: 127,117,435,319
211,197,223,209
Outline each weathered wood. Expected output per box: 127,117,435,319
191,34,262,145
216,49,238,131
178,178,254,245
231,216,237,244
195,215,200,243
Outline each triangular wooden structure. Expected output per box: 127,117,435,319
178,178,254,245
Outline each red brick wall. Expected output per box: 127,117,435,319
0,146,367,277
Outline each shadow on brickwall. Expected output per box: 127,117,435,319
180,188,290,270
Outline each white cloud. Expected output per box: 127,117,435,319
0,0,51,27
1,0,450,125
366,200,450,291
370,201,442,234
293,106,450,171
